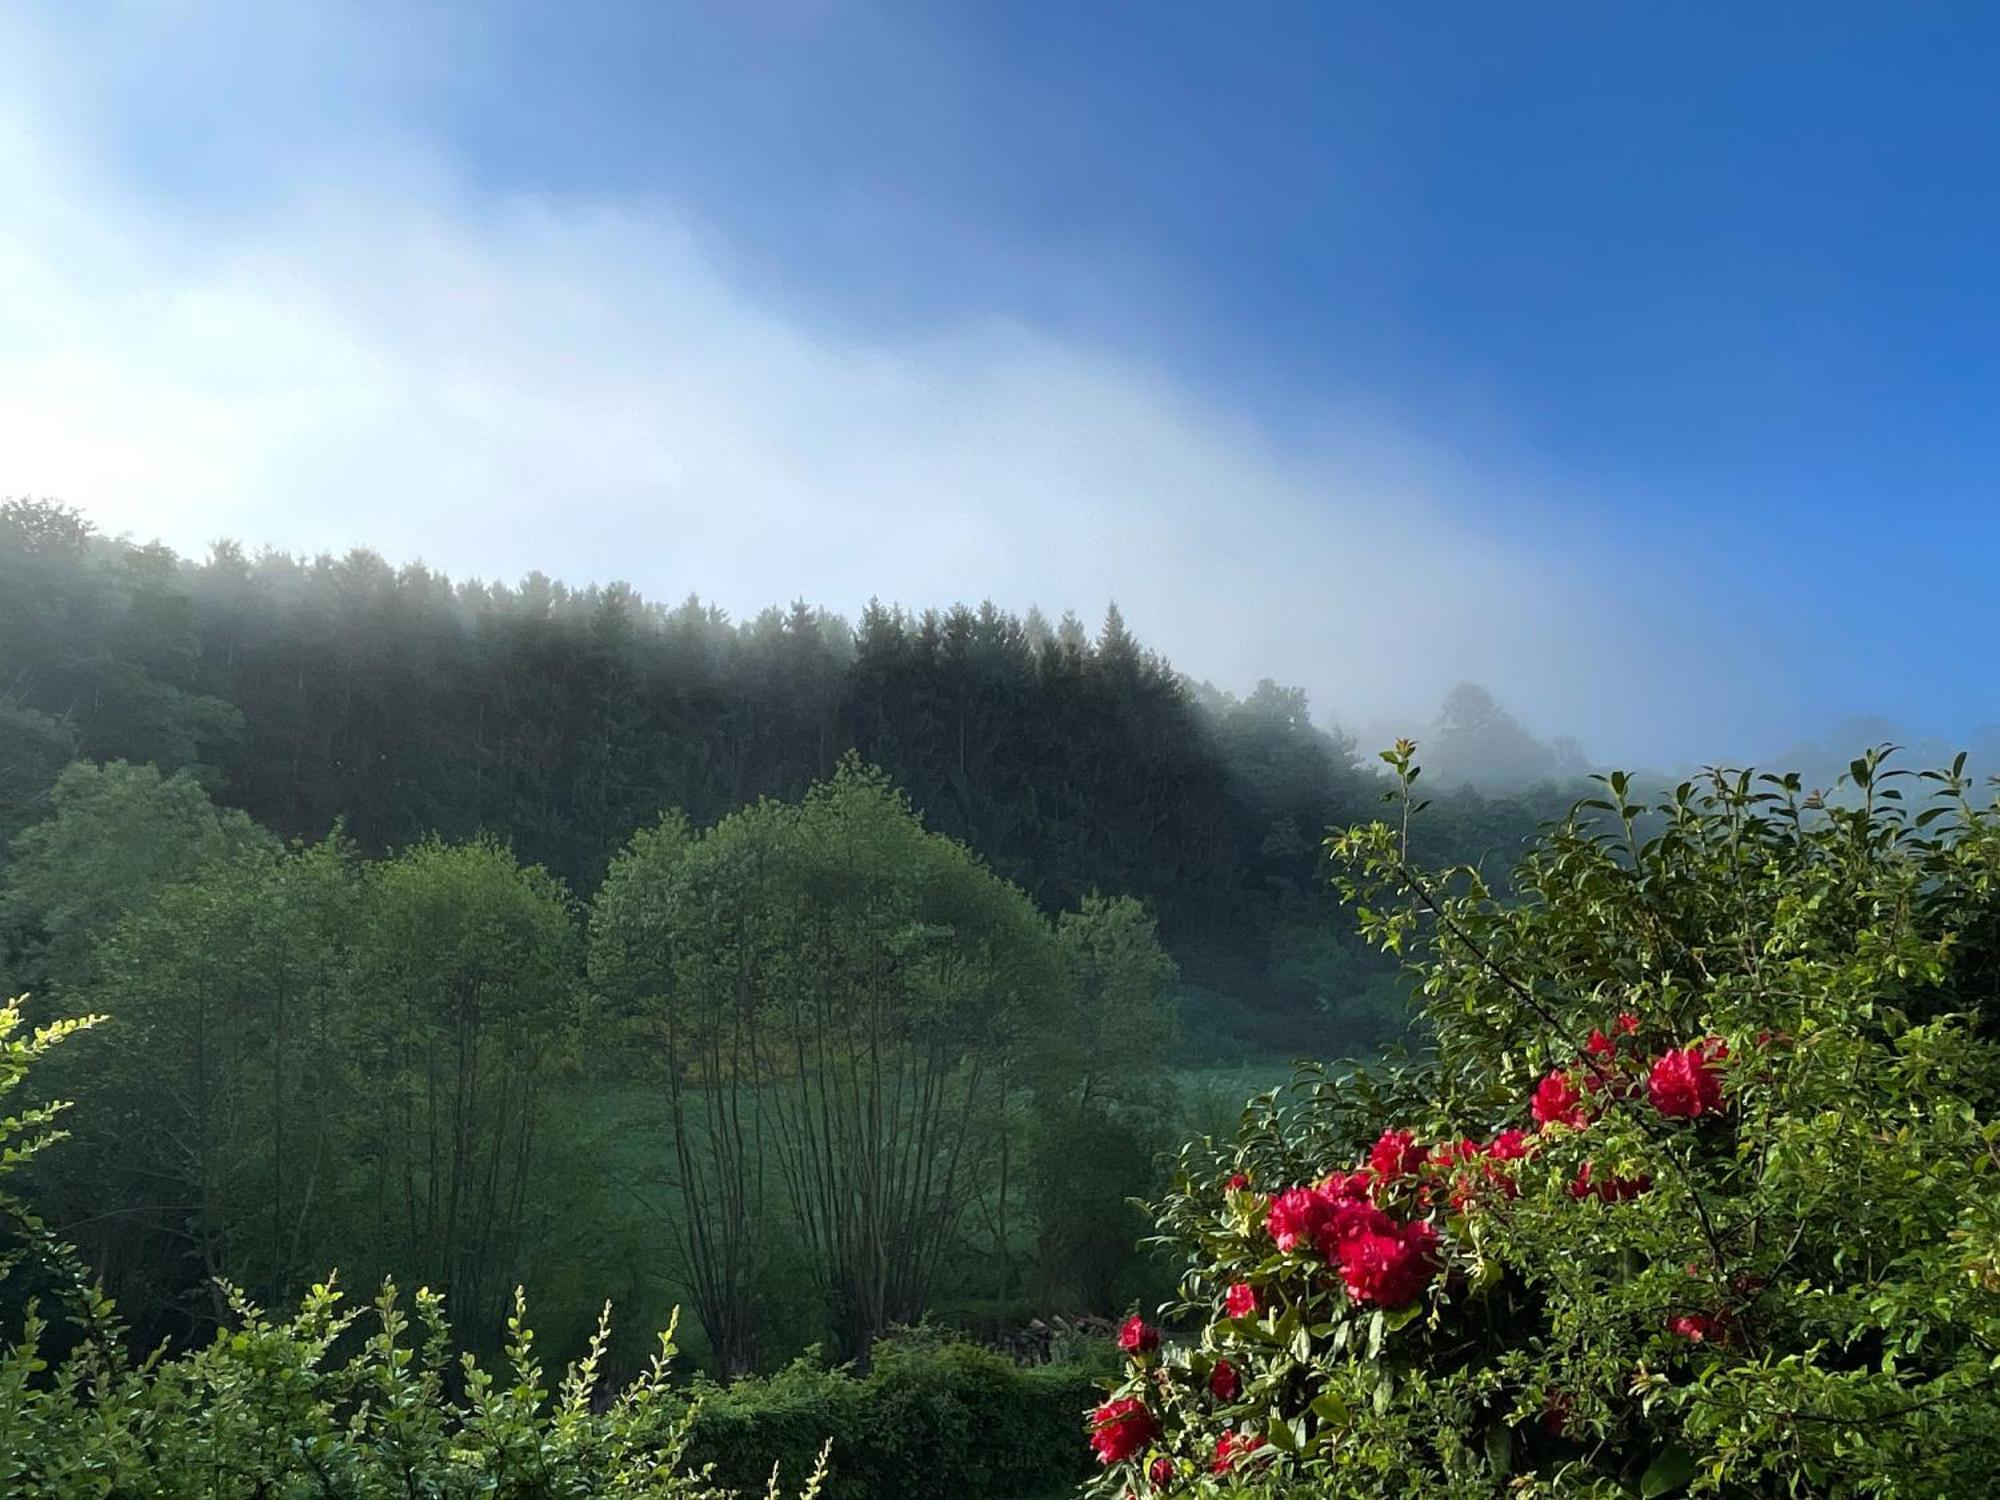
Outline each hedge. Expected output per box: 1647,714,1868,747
684,1336,1106,1500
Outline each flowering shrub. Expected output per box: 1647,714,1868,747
1084,748,2000,1497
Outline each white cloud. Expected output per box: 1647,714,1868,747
0,3,1750,761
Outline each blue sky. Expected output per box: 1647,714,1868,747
2,2,1997,764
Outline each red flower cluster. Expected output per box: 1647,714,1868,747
1649,1040,1726,1118
1338,1216,1441,1307
1083,1014,1755,1479
1265,1175,1442,1308
1117,1316,1160,1356
1368,1127,1425,1181
1265,1186,1336,1254
1090,1396,1160,1465
1531,1067,1592,1129
1537,1020,1729,1132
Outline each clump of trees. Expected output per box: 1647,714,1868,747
1087,747,2000,1496
592,761,1178,1369
0,752,1181,1370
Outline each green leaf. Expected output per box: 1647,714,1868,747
1483,1421,1511,1477
1310,1390,1350,1426
1641,1445,1698,1498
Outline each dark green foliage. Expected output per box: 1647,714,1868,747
685,1335,1105,1500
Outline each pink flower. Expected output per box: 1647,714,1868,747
1585,1028,1616,1059
1147,1456,1175,1489
1268,1181,1387,1259
1319,1168,1375,1203
1318,1198,1392,1260
1669,1312,1725,1344
1266,1187,1329,1253
1223,1282,1258,1319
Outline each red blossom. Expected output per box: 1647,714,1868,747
1568,1161,1651,1202
1223,1172,1250,1192
1208,1357,1241,1402
1649,1041,1726,1118
1368,1127,1425,1181
1117,1316,1160,1356
1337,1216,1441,1307
1531,1068,1591,1129
1430,1137,1480,1168
1616,1012,1641,1035
1265,1187,1328,1253
1585,1028,1616,1059
1485,1127,1531,1162
1223,1282,1258,1319
1319,1168,1376,1202
1669,1312,1725,1344
1268,1183,1388,1259
1211,1430,1266,1474
1147,1456,1175,1489
1090,1397,1160,1465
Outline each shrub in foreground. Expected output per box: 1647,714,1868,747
1087,749,2000,1497
0,996,823,1499
688,1333,1105,1500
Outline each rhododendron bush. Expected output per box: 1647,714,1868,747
1085,747,2000,1497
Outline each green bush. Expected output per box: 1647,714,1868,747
688,1334,1103,1500
0,996,825,1499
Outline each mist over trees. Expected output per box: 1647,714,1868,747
0,499,1587,1057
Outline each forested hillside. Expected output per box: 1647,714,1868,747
0,500,1582,1058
